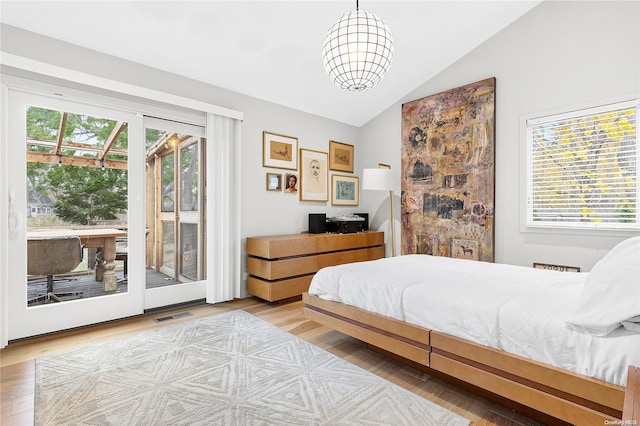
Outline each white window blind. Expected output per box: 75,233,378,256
526,100,639,230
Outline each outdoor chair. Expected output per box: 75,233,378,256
27,236,84,304
115,229,150,284
115,236,128,284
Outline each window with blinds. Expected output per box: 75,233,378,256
526,100,639,230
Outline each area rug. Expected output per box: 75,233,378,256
35,310,470,425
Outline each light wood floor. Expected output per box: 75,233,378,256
1,298,548,426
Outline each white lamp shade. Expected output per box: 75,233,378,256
362,168,394,191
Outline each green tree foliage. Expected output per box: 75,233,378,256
531,107,637,225
26,106,129,225
145,128,163,151
26,107,60,197
27,106,61,139
161,152,175,212
46,166,128,225
180,142,199,211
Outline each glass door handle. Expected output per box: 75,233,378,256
8,187,21,232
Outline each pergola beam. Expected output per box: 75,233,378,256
146,133,197,160
101,121,126,160
27,112,130,167
54,112,67,155
27,152,128,170
27,138,127,155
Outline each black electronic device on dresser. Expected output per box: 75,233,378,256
354,213,369,230
326,215,365,234
308,213,327,234
309,213,368,234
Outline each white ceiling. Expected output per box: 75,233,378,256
0,1,540,126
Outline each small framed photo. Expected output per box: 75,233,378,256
266,172,282,191
329,140,354,173
533,262,581,272
263,131,298,170
284,173,298,194
331,174,359,206
300,148,328,202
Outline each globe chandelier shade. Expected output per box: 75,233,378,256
322,5,394,92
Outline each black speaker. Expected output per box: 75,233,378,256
309,213,326,234
354,213,369,230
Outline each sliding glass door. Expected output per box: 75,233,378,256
1,72,236,343
5,89,145,340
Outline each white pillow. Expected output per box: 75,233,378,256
566,236,640,336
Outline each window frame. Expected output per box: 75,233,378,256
521,97,640,236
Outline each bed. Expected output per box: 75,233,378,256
303,236,640,425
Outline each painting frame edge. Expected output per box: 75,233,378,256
329,140,355,173
265,172,282,191
299,148,329,202
331,174,360,206
263,130,298,170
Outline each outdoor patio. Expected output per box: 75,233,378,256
27,268,180,307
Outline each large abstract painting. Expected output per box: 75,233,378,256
401,78,495,262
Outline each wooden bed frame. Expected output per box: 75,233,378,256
303,292,635,425
624,365,640,423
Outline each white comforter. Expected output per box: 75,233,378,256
308,254,640,386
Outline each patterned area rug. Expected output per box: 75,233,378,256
35,310,470,425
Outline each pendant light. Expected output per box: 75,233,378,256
321,0,394,92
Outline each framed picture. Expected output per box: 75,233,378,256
266,172,282,191
263,131,298,170
299,148,328,202
533,262,581,272
331,174,359,206
329,140,354,173
284,173,298,194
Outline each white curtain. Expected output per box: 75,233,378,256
206,113,242,303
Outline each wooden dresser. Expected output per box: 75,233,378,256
246,231,385,302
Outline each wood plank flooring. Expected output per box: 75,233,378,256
1,298,547,426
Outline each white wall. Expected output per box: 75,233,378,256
359,0,640,271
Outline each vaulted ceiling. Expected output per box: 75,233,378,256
0,1,540,126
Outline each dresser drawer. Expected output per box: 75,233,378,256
317,232,384,252
247,255,318,280
246,231,385,302
246,234,318,258
247,275,313,302
317,246,385,269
